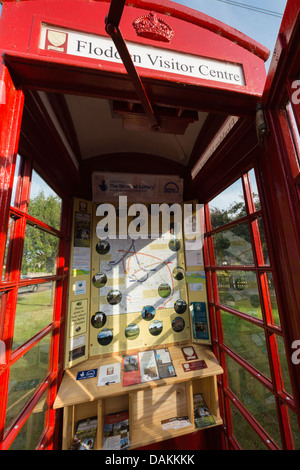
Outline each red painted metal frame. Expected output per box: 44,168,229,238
0,61,72,449
0,0,299,452
0,0,268,115
203,164,298,450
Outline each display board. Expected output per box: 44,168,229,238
64,198,93,369
90,206,189,356
64,193,211,369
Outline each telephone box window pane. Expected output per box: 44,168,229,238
11,154,21,208
286,102,300,166
288,409,300,450
209,178,245,230
8,391,48,450
249,169,261,211
4,335,51,433
212,223,254,266
266,273,280,326
13,282,55,351
227,355,281,447
217,270,262,319
2,216,14,279
21,224,59,278
231,402,269,450
276,335,293,396
28,170,62,231
257,217,270,265
221,310,271,379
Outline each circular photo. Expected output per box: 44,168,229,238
172,317,185,332
141,305,156,321
96,240,110,255
92,272,107,288
107,289,122,305
97,328,113,346
173,266,185,281
149,320,163,336
125,323,140,340
168,239,181,252
91,311,107,329
158,283,171,298
174,299,187,314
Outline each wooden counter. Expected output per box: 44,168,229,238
54,343,223,449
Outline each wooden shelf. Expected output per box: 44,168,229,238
55,343,223,450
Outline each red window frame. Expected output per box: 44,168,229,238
0,153,71,450
204,167,298,450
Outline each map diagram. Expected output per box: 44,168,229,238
95,237,183,315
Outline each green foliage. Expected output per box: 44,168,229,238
21,191,61,275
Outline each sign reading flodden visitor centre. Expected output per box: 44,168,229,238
39,24,246,87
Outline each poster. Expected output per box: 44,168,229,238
70,299,88,337
190,302,210,341
95,237,182,315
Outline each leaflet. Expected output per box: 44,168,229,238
97,362,121,387
122,348,176,387
103,411,130,450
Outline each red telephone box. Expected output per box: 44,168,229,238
0,0,299,451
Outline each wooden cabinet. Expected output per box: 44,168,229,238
54,343,223,450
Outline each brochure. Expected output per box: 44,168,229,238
70,416,98,450
123,354,141,386
161,416,191,431
102,411,130,450
139,350,160,382
193,393,216,428
97,362,121,387
154,348,176,379
122,348,176,387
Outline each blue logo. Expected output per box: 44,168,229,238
99,180,108,192
76,369,98,380
164,182,179,194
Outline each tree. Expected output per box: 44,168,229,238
21,191,61,275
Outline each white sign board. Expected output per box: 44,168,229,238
92,172,183,203
39,24,245,87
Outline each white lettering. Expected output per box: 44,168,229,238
40,25,245,86
291,340,300,365
291,80,300,105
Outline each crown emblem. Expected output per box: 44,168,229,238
132,12,174,43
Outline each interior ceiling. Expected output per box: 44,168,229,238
62,93,209,165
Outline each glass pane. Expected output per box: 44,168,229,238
11,154,21,207
9,391,48,450
4,334,51,433
286,102,300,166
13,282,55,350
276,335,293,396
231,403,269,449
257,217,270,265
2,216,14,280
227,355,281,447
267,273,280,326
21,224,59,278
217,270,262,319
289,409,300,450
221,310,271,378
209,178,245,230
249,169,261,211
212,222,254,266
28,170,62,231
